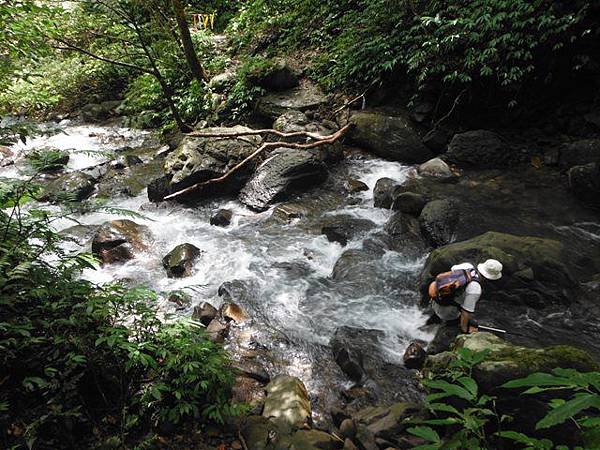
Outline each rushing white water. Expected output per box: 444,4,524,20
3,121,433,404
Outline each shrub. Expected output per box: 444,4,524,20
0,177,237,449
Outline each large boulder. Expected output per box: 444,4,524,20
558,139,600,169
419,231,576,306
417,157,455,181
239,148,328,211
210,208,233,226
162,243,201,278
391,192,427,215
426,332,598,393
330,327,423,405
159,126,262,201
255,59,299,91
91,219,152,264
321,215,376,246
349,111,433,163
568,163,600,205
262,375,311,428
418,199,459,247
43,171,96,202
384,212,428,256
446,130,517,168
351,402,426,444
256,85,328,120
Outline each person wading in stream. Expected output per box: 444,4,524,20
426,259,503,354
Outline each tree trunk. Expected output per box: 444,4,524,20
171,0,208,83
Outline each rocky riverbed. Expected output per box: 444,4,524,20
2,95,600,447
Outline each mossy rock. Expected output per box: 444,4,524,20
419,231,576,306
426,332,598,393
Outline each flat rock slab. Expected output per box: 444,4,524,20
262,375,312,429
256,85,328,119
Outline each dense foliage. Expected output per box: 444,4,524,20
409,348,600,449
0,175,237,449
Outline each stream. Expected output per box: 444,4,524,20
2,120,434,421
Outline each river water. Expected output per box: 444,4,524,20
3,120,433,416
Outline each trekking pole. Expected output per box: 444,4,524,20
477,324,507,334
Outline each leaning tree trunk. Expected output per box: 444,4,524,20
171,0,208,84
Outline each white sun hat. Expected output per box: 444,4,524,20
477,259,503,280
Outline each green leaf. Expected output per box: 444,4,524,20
425,380,475,401
537,394,600,429
407,426,441,443
503,372,576,389
457,376,478,397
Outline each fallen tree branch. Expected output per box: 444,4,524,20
164,124,352,201
186,127,333,141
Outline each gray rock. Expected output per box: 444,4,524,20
417,157,455,180
568,163,600,205
163,125,262,199
43,171,95,202
558,139,600,169
446,130,514,168
349,111,433,163
239,148,328,211
263,375,311,429
210,208,233,226
91,219,152,264
206,318,229,343
423,128,450,153
403,342,426,369
192,302,218,326
373,178,399,209
391,192,427,215
339,419,357,440
208,71,236,93
288,430,339,450
162,243,201,278
256,85,328,120
321,215,376,246
273,110,311,133
346,179,369,193
384,212,428,255
419,199,459,247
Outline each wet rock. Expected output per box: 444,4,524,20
43,171,96,202
349,111,433,163
239,148,328,211
419,231,576,306
147,175,172,202
331,249,379,283
391,192,427,215
263,375,311,428
80,100,121,121
218,279,256,306
289,430,340,450
321,215,376,246
110,154,143,169
91,219,152,264
426,332,598,393
383,212,427,255
162,243,201,278
192,302,218,326
96,159,164,198
331,327,375,383
558,139,600,169
346,179,369,193
210,208,233,226
162,125,262,200
0,145,15,167
256,84,328,120
59,224,100,248
269,201,315,224
339,419,357,440
446,130,514,168
419,199,459,247
403,342,426,369
373,178,399,209
206,318,229,343
220,302,249,324
417,157,455,180
568,163,600,205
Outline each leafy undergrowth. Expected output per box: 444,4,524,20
0,175,240,449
